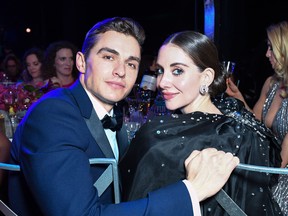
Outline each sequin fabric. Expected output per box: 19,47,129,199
262,82,288,141
120,97,283,215
262,82,288,215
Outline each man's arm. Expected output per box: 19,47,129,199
184,148,239,203
19,97,239,216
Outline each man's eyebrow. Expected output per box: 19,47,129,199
128,56,141,64
97,47,119,55
98,47,141,63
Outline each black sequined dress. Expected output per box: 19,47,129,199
119,97,283,215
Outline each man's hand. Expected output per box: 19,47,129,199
185,148,239,201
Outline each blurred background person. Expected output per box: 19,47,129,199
226,20,288,215
42,40,79,88
20,47,45,88
0,53,23,82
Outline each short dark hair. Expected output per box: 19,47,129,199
81,17,146,60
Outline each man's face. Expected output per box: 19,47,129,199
78,31,141,111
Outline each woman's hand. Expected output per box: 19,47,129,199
226,78,243,99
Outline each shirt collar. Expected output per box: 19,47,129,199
84,88,114,120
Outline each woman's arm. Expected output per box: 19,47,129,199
252,76,272,120
226,76,273,121
226,78,252,111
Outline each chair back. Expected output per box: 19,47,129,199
0,162,20,216
89,158,120,204
0,157,120,215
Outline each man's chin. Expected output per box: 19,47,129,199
105,95,125,104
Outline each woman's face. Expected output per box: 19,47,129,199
266,40,277,69
54,48,74,76
156,44,206,113
26,54,42,79
6,59,18,76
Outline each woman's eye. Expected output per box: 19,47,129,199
155,68,163,75
172,68,184,76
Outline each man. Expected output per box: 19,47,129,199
8,17,239,216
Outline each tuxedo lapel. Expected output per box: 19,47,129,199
117,126,129,159
69,81,122,159
85,109,115,158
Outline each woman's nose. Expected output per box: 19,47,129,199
157,73,170,89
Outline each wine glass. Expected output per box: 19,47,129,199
222,61,236,77
222,61,239,86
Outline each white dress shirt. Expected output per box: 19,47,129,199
85,89,119,161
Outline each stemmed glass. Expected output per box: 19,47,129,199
222,61,236,77
123,84,145,142
222,61,239,86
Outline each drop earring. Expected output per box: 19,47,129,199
199,84,208,95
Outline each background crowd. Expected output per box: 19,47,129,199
0,41,79,114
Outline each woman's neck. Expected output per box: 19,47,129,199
29,77,44,86
58,75,74,86
181,96,222,115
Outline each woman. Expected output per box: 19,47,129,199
119,31,282,215
42,40,79,88
20,47,45,87
226,21,288,215
0,53,22,82
15,48,47,112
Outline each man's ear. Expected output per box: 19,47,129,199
201,67,215,86
76,51,86,74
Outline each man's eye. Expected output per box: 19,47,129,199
103,55,113,60
128,63,137,69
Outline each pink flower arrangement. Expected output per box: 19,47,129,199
0,80,57,113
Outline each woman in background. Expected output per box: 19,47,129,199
0,53,22,82
226,20,288,215
20,47,45,87
42,40,79,88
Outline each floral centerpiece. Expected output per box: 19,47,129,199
0,79,58,113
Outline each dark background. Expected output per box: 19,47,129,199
1,0,288,106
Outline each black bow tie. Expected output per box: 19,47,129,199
101,106,123,132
